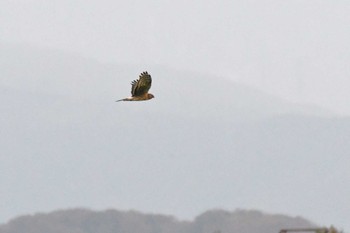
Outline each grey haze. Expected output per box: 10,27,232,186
1,0,350,231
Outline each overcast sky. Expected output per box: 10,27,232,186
1,0,350,114
1,0,350,231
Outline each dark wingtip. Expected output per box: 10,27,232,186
140,71,150,76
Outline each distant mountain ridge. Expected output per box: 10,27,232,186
1,43,349,229
0,43,333,119
0,208,316,233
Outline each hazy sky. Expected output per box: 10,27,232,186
1,0,350,231
1,0,350,114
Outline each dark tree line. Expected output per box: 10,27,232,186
0,208,317,233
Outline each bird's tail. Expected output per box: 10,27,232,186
116,98,131,102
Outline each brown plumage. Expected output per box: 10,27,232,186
116,71,154,102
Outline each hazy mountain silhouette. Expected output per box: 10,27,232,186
0,44,349,228
0,43,333,119
0,208,316,233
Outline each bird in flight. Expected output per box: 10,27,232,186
116,71,154,102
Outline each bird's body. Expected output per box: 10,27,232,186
117,93,154,102
116,71,154,102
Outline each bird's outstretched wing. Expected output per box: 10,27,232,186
131,71,152,97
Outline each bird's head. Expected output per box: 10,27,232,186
147,93,155,99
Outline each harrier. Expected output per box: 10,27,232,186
116,71,154,102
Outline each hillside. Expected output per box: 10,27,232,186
0,209,315,233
